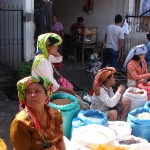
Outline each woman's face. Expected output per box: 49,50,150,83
47,45,58,55
106,74,116,86
138,54,145,60
25,83,47,108
52,16,57,24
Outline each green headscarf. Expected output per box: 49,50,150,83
32,33,62,70
17,76,53,104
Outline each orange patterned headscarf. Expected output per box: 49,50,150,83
93,67,116,95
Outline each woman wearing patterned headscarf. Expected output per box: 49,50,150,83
10,76,66,150
32,32,76,95
90,67,130,121
123,44,150,87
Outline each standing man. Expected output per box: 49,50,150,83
70,17,85,61
70,16,85,42
101,14,124,69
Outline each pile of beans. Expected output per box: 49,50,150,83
119,140,140,145
51,98,72,105
128,90,144,94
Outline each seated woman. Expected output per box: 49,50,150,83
90,67,130,121
10,76,66,150
32,32,76,95
123,44,150,87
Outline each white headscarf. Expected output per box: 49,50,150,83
123,44,148,70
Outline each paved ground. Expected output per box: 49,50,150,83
0,59,92,149
0,90,19,149
58,59,92,91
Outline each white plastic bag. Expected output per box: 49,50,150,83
108,121,132,137
83,94,92,103
123,87,147,111
122,19,129,34
71,124,115,149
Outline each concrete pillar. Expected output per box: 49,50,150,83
23,0,35,61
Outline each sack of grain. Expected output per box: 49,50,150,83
135,112,150,119
115,135,149,150
49,93,80,139
123,87,147,111
70,109,108,139
51,98,72,105
108,121,132,137
127,107,150,142
144,101,150,109
71,124,115,149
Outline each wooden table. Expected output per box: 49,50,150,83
74,42,104,67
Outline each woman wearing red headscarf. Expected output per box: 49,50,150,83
90,67,130,121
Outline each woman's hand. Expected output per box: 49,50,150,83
51,49,60,57
137,79,147,85
117,85,125,94
48,46,61,57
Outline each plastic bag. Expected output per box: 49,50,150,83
144,101,150,109
83,93,92,103
58,76,73,90
71,124,116,149
122,19,129,34
123,87,147,111
115,135,149,150
52,64,74,90
49,93,80,139
70,110,108,139
108,121,132,137
127,107,150,142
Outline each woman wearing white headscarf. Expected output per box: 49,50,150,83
123,44,150,87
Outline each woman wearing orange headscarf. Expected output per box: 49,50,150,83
90,67,130,121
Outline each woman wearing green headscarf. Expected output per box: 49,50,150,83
32,33,76,95
10,76,66,150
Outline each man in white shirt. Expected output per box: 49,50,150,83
101,14,124,69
